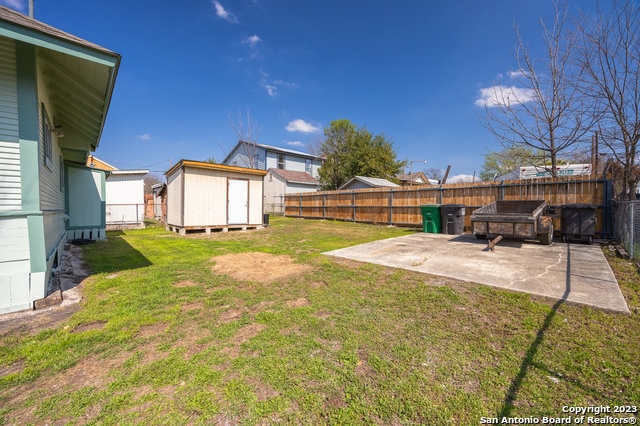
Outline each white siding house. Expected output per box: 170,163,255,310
264,169,319,214
84,157,148,228
223,141,323,179
0,7,120,314
165,160,267,234
105,170,148,227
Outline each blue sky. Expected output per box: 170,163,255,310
3,0,595,180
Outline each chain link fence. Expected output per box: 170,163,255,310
613,200,640,258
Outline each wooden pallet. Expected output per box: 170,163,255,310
166,225,264,235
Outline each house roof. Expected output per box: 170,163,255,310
109,170,149,176
339,176,400,190
268,168,319,185
397,172,431,184
87,155,118,171
86,155,147,175
165,159,268,178
0,6,120,162
222,140,324,165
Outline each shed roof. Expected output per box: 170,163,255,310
165,160,268,178
108,169,149,176
268,168,319,185
339,176,400,190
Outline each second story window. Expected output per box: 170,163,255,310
277,154,285,169
305,158,312,175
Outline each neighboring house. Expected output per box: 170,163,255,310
397,172,433,186
223,141,324,178
264,168,319,214
339,176,400,190
0,7,120,313
87,154,117,171
87,156,148,228
104,170,148,228
165,160,267,235
223,141,324,214
151,182,167,223
496,164,593,181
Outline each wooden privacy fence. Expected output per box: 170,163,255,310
284,176,613,237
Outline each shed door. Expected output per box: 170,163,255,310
228,179,249,224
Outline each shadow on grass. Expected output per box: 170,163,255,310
497,243,571,418
83,231,152,274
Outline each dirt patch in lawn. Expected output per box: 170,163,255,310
286,297,310,308
221,323,266,358
174,280,199,288
210,252,312,283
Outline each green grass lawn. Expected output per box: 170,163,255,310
1,217,638,424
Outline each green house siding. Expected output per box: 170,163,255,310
0,7,119,313
0,36,20,211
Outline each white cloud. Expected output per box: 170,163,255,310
137,133,151,141
212,0,238,23
474,85,537,108
287,141,304,147
262,82,277,96
508,69,527,79
286,119,320,133
274,79,298,89
447,174,476,183
260,72,297,97
0,0,25,11
243,35,261,46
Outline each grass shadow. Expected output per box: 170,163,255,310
497,243,572,418
82,232,152,274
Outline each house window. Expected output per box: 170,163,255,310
277,154,285,169
305,158,312,175
41,104,53,169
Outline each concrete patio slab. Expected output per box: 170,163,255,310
324,233,630,314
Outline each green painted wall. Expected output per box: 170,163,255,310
16,41,45,274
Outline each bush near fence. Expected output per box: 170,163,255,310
285,176,613,238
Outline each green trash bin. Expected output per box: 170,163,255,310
421,204,441,233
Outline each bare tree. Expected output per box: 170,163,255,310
481,1,594,177
228,110,262,168
304,135,325,158
578,0,640,199
424,167,444,181
143,174,162,194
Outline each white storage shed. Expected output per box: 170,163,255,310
105,169,149,228
165,160,267,234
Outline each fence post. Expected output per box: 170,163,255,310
299,194,302,217
352,191,356,222
389,189,394,225
322,193,326,219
